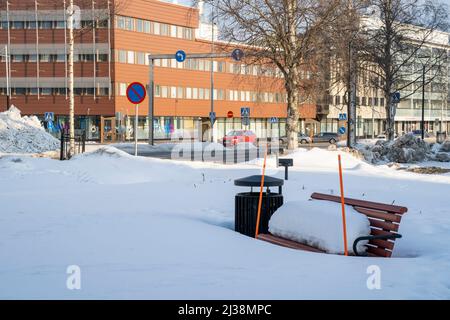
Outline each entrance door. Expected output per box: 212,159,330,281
100,116,116,143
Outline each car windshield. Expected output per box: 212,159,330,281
227,131,243,136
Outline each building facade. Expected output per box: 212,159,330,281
0,0,320,142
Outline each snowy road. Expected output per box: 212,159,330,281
0,147,449,299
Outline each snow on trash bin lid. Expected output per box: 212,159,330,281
269,200,371,255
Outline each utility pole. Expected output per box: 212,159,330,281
210,2,216,143
421,65,425,140
68,0,75,156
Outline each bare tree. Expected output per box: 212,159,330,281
201,0,341,149
359,0,449,141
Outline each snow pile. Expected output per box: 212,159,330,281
0,106,59,154
353,134,450,164
269,200,371,255
74,146,132,159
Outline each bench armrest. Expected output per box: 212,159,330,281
353,234,402,257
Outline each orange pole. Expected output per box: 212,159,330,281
338,154,349,256
255,144,268,238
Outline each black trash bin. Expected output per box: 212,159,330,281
234,175,284,237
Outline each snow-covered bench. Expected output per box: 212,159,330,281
258,193,408,258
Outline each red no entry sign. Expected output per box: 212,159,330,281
127,82,147,104
227,111,234,118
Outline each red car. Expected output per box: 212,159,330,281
222,130,257,147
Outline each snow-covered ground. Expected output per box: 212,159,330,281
0,147,449,299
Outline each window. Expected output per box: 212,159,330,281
155,85,161,97
117,16,126,29
171,25,177,38
161,86,168,98
118,50,127,63
177,87,184,99
153,22,160,35
136,19,143,32
11,55,23,62
160,23,170,36
144,21,151,33
125,17,134,31
40,88,52,95
39,21,53,29
199,88,204,100
177,26,183,38
119,83,127,96
97,54,108,62
136,52,145,65
186,87,192,99
192,88,198,99
127,51,135,64
11,21,24,29
170,87,177,98
55,21,65,29
39,54,51,62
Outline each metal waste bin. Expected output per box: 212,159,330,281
234,175,284,237
436,132,447,144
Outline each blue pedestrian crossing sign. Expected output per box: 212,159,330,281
44,112,54,122
241,107,250,117
175,50,187,63
270,117,278,124
391,92,401,104
338,113,347,121
339,127,346,134
209,111,216,126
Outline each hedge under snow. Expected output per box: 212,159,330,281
269,200,371,255
0,106,59,154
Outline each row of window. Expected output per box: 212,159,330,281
0,87,109,96
330,95,386,107
116,16,194,40
0,20,108,30
116,49,283,78
0,53,109,63
118,83,286,103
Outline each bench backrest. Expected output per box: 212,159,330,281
311,193,408,257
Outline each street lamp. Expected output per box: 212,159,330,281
0,45,11,110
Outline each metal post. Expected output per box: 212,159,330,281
421,65,425,140
148,57,155,145
135,104,138,156
210,5,215,143
5,45,10,110
347,41,351,147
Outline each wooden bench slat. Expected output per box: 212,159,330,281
367,246,392,258
369,218,399,232
371,228,396,237
369,238,395,250
257,234,325,253
354,207,402,223
311,193,408,214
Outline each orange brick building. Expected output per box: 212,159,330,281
0,0,317,141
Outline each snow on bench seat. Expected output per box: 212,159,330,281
268,200,371,255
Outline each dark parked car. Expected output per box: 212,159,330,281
222,130,257,147
411,130,431,138
312,132,339,144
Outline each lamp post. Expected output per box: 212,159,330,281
0,46,11,110
421,64,426,140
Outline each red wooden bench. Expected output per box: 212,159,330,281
258,192,408,258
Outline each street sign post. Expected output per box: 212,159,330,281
127,82,147,157
175,50,187,63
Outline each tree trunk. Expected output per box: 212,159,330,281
286,86,300,150
347,42,357,148
385,96,396,141
68,0,75,157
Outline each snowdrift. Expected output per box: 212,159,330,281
269,200,371,255
0,106,59,154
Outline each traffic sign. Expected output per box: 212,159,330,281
391,92,401,104
339,127,346,134
127,82,147,104
270,117,278,124
175,50,187,63
227,111,234,118
44,112,54,122
338,113,347,121
209,111,216,126
241,107,250,117
231,49,244,62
